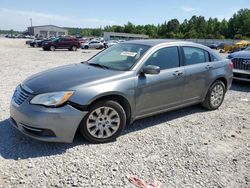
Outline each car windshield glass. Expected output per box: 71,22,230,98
52,38,59,42
88,43,150,71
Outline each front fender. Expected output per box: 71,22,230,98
69,77,136,111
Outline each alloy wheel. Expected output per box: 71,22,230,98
210,84,224,107
86,107,121,139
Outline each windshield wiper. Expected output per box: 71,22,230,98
80,61,88,64
88,63,110,69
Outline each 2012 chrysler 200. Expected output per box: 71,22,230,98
10,40,233,143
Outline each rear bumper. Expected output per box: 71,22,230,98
233,69,250,82
10,99,87,143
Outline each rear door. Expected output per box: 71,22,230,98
56,38,65,48
135,46,185,116
181,46,214,103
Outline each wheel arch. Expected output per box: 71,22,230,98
87,94,132,124
203,76,228,101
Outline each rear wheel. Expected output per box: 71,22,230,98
202,80,225,110
80,100,126,143
84,45,89,49
50,46,55,51
71,46,77,51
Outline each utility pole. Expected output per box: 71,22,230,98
30,18,33,27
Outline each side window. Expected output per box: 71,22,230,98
183,47,209,65
144,47,179,70
210,54,218,62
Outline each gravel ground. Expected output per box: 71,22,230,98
0,38,249,188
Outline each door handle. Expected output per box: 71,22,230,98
205,65,213,70
173,71,183,76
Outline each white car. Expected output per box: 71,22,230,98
82,40,104,49
105,40,119,48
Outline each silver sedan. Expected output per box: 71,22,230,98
10,40,233,143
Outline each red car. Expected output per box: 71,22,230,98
42,37,81,51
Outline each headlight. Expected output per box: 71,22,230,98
30,91,74,107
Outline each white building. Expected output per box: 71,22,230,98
27,25,68,38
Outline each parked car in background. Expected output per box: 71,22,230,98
82,40,104,49
30,38,55,48
77,38,87,46
42,37,81,51
10,40,233,143
208,42,226,50
29,39,43,47
208,43,219,49
104,40,118,48
227,45,250,81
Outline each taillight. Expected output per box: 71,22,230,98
229,61,233,70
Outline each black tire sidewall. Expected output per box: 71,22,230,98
207,81,225,109
80,100,126,143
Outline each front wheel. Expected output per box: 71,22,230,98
50,46,55,51
202,80,226,110
71,46,77,51
79,100,126,143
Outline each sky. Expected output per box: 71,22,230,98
0,0,249,31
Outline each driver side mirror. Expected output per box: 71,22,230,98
141,65,160,75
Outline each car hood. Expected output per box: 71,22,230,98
229,50,250,58
23,63,124,94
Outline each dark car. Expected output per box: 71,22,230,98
42,37,81,51
10,40,233,143
227,46,250,81
208,43,219,49
208,43,226,50
30,38,54,48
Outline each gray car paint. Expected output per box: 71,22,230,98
10,40,233,143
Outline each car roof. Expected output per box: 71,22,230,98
124,39,223,60
124,39,197,46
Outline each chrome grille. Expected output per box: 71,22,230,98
232,58,250,71
12,85,31,105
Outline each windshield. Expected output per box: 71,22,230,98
52,38,59,42
88,43,150,71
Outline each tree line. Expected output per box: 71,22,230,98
68,8,250,39
1,8,249,39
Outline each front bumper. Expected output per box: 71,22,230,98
10,99,87,143
233,69,250,82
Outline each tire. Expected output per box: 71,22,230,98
34,43,38,48
202,80,226,110
79,100,126,143
71,46,77,51
50,46,55,51
84,45,89,49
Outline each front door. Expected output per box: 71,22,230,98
135,46,185,117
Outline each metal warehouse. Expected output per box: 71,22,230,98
103,32,149,41
27,25,68,38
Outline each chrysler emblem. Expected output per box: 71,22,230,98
242,59,250,65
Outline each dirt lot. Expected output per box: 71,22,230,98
0,38,249,188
